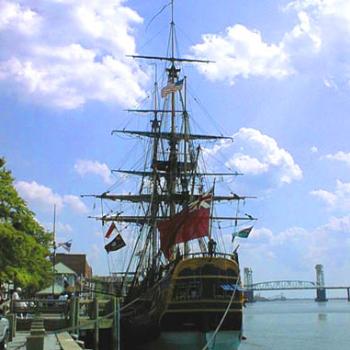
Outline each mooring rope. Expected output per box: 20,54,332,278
201,277,241,350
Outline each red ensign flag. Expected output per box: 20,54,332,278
157,192,212,259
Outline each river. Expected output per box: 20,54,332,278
240,300,350,350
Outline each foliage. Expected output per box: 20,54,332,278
0,158,52,292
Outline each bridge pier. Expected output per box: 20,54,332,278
243,268,254,303
315,265,327,302
244,290,254,303
347,288,350,302
315,288,327,302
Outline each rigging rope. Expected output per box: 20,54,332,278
200,276,241,350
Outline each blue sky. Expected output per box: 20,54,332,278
1,0,350,296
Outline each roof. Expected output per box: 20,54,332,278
55,253,92,278
54,262,76,275
36,284,64,296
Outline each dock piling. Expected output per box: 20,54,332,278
93,298,99,350
112,297,120,350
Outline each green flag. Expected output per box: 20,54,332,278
235,226,253,238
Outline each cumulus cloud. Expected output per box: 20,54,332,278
190,24,292,83
190,0,350,88
74,159,114,185
0,0,147,109
325,151,350,166
204,128,302,186
15,180,64,211
239,215,350,281
15,180,88,213
284,0,350,84
311,180,350,211
0,0,41,34
63,194,89,214
41,221,73,235
310,146,318,153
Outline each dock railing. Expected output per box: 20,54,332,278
8,296,120,350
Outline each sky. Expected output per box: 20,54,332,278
1,0,350,297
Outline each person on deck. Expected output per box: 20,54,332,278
208,238,217,257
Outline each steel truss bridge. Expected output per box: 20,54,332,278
247,280,349,291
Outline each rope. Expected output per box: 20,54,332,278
201,276,241,350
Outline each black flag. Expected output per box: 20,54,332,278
104,234,126,253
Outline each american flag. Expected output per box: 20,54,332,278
161,79,184,98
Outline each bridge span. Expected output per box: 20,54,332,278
243,266,350,302
252,280,316,290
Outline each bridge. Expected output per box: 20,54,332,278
252,280,316,290
243,265,350,302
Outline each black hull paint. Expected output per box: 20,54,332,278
121,256,242,350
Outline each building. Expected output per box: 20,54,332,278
55,253,92,279
36,262,77,296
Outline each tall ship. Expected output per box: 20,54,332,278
87,2,256,349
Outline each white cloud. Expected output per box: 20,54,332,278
0,0,41,34
56,222,73,235
15,180,64,211
310,146,318,153
74,159,114,185
63,194,88,214
310,189,337,206
190,24,292,84
226,154,268,175
325,151,350,166
15,180,88,213
311,180,350,211
283,0,350,84
204,128,302,186
191,0,350,88
0,0,147,109
41,221,73,236
240,215,350,281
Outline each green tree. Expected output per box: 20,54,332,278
0,158,52,292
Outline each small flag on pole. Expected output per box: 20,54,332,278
104,234,126,253
234,226,253,239
105,222,116,239
57,240,72,252
161,79,184,98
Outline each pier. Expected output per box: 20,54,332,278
4,296,120,350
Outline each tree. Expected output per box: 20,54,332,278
0,158,52,292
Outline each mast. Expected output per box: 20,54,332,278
84,1,257,273
168,0,178,217
150,68,160,261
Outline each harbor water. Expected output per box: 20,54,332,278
240,300,350,350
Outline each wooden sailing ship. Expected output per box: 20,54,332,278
87,2,256,349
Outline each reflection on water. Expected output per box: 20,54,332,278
318,313,327,321
240,300,350,350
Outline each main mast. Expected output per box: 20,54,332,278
168,0,179,217
84,1,257,276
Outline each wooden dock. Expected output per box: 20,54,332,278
5,296,120,350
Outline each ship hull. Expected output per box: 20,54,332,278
122,255,243,350
137,330,241,350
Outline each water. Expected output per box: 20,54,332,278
240,300,350,350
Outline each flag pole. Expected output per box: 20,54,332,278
208,179,216,239
52,204,56,296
